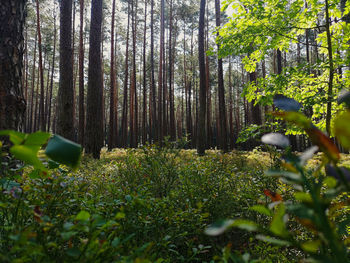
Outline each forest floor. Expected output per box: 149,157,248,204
2,146,350,262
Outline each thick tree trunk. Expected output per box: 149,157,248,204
0,0,27,131
57,0,75,140
85,0,103,158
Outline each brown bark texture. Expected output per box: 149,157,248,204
0,0,27,131
57,0,75,140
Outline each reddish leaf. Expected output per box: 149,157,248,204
305,128,340,163
263,189,283,202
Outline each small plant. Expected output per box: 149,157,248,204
206,93,350,262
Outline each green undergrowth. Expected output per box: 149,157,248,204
1,135,349,262
1,143,304,263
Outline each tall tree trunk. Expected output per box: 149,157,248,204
78,0,85,145
35,0,46,131
109,0,117,150
121,1,130,147
169,0,176,141
29,34,37,133
215,0,228,152
250,71,261,125
197,0,207,155
150,0,157,142
325,0,334,135
0,0,26,131
142,0,147,145
85,0,103,158
205,1,212,148
48,9,57,132
57,0,75,140
228,58,234,149
158,0,165,144
130,0,137,148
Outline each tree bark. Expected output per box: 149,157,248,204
108,0,117,150
78,0,85,145
158,0,165,144
57,0,75,140
0,0,27,131
121,1,130,147
197,0,207,155
215,0,228,152
85,0,103,158
142,0,147,145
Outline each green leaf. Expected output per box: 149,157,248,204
269,204,289,238
261,133,290,148
272,111,312,130
287,204,315,221
333,110,350,149
0,130,26,145
45,135,82,170
255,235,290,246
24,131,51,146
204,219,234,236
111,237,120,247
75,211,90,221
61,231,77,241
66,248,81,258
294,192,312,203
10,145,46,170
301,240,321,253
265,170,302,183
250,205,272,217
231,219,259,232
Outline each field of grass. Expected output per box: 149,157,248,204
1,143,349,262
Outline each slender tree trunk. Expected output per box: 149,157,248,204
130,0,137,148
121,1,130,147
325,0,334,135
197,0,207,155
228,58,234,149
35,0,46,131
109,0,117,150
48,10,57,132
142,0,147,145
158,0,165,144
85,0,103,158
29,34,37,133
78,0,85,145
215,0,228,152
169,0,176,141
150,0,157,142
